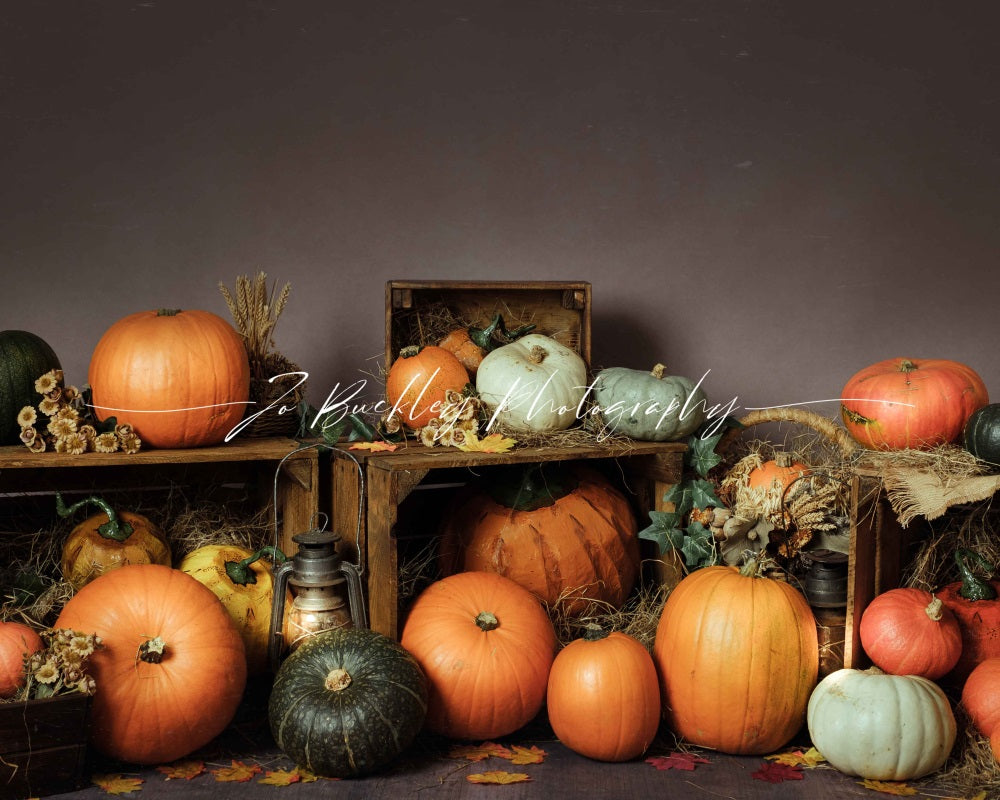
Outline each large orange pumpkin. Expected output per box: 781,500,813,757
437,464,639,615
936,549,1000,684
55,564,247,764
88,308,250,449
840,358,988,450
0,621,44,698
400,571,556,741
385,345,469,429
653,559,819,755
546,625,660,762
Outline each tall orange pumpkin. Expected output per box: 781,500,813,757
88,309,250,449
55,564,247,764
400,571,556,740
653,560,819,755
385,345,469,429
840,358,988,450
437,464,639,615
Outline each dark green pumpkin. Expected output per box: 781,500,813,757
268,627,428,779
964,403,1000,468
0,330,62,445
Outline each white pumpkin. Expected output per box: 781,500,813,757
807,667,956,781
475,334,587,432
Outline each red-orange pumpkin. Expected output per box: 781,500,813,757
0,621,44,698
962,657,1000,738
88,309,250,449
936,549,1000,684
385,345,469,429
653,559,819,755
546,625,660,762
399,571,556,741
55,564,247,764
859,588,963,680
841,358,988,450
437,464,639,615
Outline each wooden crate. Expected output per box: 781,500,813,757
328,440,685,640
385,280,592,370
0,693,90,798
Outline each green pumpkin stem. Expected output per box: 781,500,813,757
582,623,610,642
954,548,998,601
156,309,181,317
495,315,536,344
475,611,499,632
468,313,503,351
55,493,134,543
224,546,287,586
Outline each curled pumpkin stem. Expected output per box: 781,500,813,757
55,493,134,543
224,545,286,587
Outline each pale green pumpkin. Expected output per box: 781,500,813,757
592,363,707,441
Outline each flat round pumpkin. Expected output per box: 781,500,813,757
592,363,707,441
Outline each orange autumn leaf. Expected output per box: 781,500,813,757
258,768,302,786
765,747,825,769
211,760,262,783
456,433,517,453
295,767,325,783
506,745,546,765
92,774,144,795
448,742,513,762
349,441,398,452
859,779,918,796
466,771,532,785
156,761,205,780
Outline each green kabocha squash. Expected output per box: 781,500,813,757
0,330,62,445
964,403,1000,468
592,363,707,441
268,627,428,779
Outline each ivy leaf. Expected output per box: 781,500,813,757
689,478,721,510
751,761,804,783
257,768,303,786
679,522,716,569
156,761,205,780
637,516,685,555
858,779,918,795
211,760,262,783
92,774,144,794
663,482,695,517
645,752,710,771
505,745,546,765
687,431,724,477
466,771,532,785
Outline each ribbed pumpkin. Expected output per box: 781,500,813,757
546,625,660,762
179,544,286,675
55,564,247,764
269,627,427,778
88,309,250,449
437,464,639,615
653,559,819,755
747,451,811,493
0,330,61,445
57,494,171,590
400,571,556,740
858,588,963,680
385,345,469,429
840,357,988,450
936,549,1000,684
591,363,707,441
962,657,1000,738
964,403,1000,467
0,621,44,698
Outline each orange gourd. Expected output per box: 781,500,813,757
653,559,819,755
962,657,1000,739
546,625,660,762
437,464,639,615
385,345,469,429
859,588,962,680
0,621,44,698
439,328,487,376
400,571,556,741
747,451,810,494
88,308,250,449
55,564,247,764
841,357,988,450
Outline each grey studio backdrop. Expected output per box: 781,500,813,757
3,1,998,424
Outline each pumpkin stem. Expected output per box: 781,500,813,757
527,344,547,365
650,364,666,380
773,451,795,469
924,595,945,621
468,313,503,351
138,636,166,664
55,493,134,543
897,359,918,373
581,623,610,642
156,309,181,317
399,345,421,359
487,463,576,511
225,546,287,586
954,548,998,602
498,318,536,343
324,667,352,692
475,611,500,632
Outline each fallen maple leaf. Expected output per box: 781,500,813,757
456,433,517,453
645,752,710,771
466,771,532,785
349,441,397,452
258,768,302,786
765,747,826,769
294,767,325,783
211,760,262,783
858,779,918,795
92,774,144,795
156,760,205,780
506,745,546,765
751,761,804,783
447,742,513,761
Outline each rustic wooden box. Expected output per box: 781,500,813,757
0,693,91,798
385,280,592,370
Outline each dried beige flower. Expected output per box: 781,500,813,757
27,436,46,453
48,416,77,438
419,426,439,447
78,424,97,442
34,660,60,685
19,426,37,445
115,423,134,438
38,397,60,416
34,371,59,395
63,384,80,403
56,405,79,422
120,434,142,454
17,406,37,427
94,432,119,453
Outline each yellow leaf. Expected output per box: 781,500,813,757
211,760,262,783
466,771,532,785
448,742,513,761
765,747,825,769
859,779,918,795
506,745,546,765
457,432,517,453
92,774,144,795
349,441,398,452
156,760,205,780
295,767,324,783
258,768,302,786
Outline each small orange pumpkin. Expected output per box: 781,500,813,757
385,345,469,429
546,625,660,762
747,451,810,494
0,621,44,698
962,657,1000,738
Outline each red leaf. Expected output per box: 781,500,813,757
645,752,710,771
752,761,804,783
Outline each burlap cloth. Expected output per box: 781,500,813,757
877,466,1000,527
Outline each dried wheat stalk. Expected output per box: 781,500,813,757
219,272,290,376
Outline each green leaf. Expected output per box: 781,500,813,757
663,483,694,518
679,521,716,569
687,431,725,477
689,478,721,510
647,510,682,530
638,511,685,554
